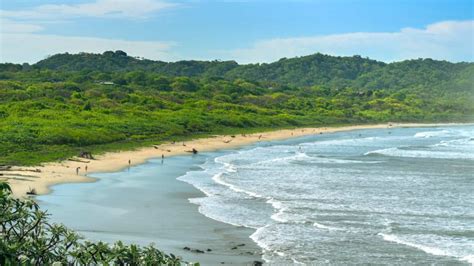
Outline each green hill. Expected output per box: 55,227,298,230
0,51,472,165
31,51,472,90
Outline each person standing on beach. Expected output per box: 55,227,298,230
85,165,88,172
76,167,80,175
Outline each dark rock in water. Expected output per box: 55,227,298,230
206,248,212,252
253,261,263,266
231,246,238,250
221,262,225,264
237,243,245,247
183,246,206,253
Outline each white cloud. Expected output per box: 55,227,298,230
1,17,472,64
0,0,179,63
224,20,474,63
0,33,176,63
0,0,177,20
0,18,44,33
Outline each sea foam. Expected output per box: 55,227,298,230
176,125,474,264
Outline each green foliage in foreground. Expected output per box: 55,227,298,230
0,181,187,265
0,52,473,165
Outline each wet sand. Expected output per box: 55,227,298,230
37,155,262,265
4,122,470,265
3,123,464,198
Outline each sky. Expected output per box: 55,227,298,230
0,0,473,64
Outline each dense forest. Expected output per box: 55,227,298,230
0,51,473,165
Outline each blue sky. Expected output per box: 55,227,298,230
1,0,473,63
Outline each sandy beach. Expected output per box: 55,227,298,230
37,154,263,264
3,122,471,264
0,123,463,198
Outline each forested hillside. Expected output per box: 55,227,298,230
30,51,472,89
0,51,472,165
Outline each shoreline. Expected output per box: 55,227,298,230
37,154,264,264
2,122,467,198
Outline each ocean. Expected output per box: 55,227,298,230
178,125,474,264
39,125,474,264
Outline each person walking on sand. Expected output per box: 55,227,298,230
85,165,88,172
76,167,80,175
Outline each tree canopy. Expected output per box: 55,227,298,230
0,52,472,165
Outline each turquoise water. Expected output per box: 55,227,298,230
39,125,474,264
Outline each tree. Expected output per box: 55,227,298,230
0,181,187,265
171,77,197,92
83,101,92,111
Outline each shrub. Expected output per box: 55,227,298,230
0,182,190,265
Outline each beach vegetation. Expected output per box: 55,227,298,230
0,181,188,265
0,52,473,166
